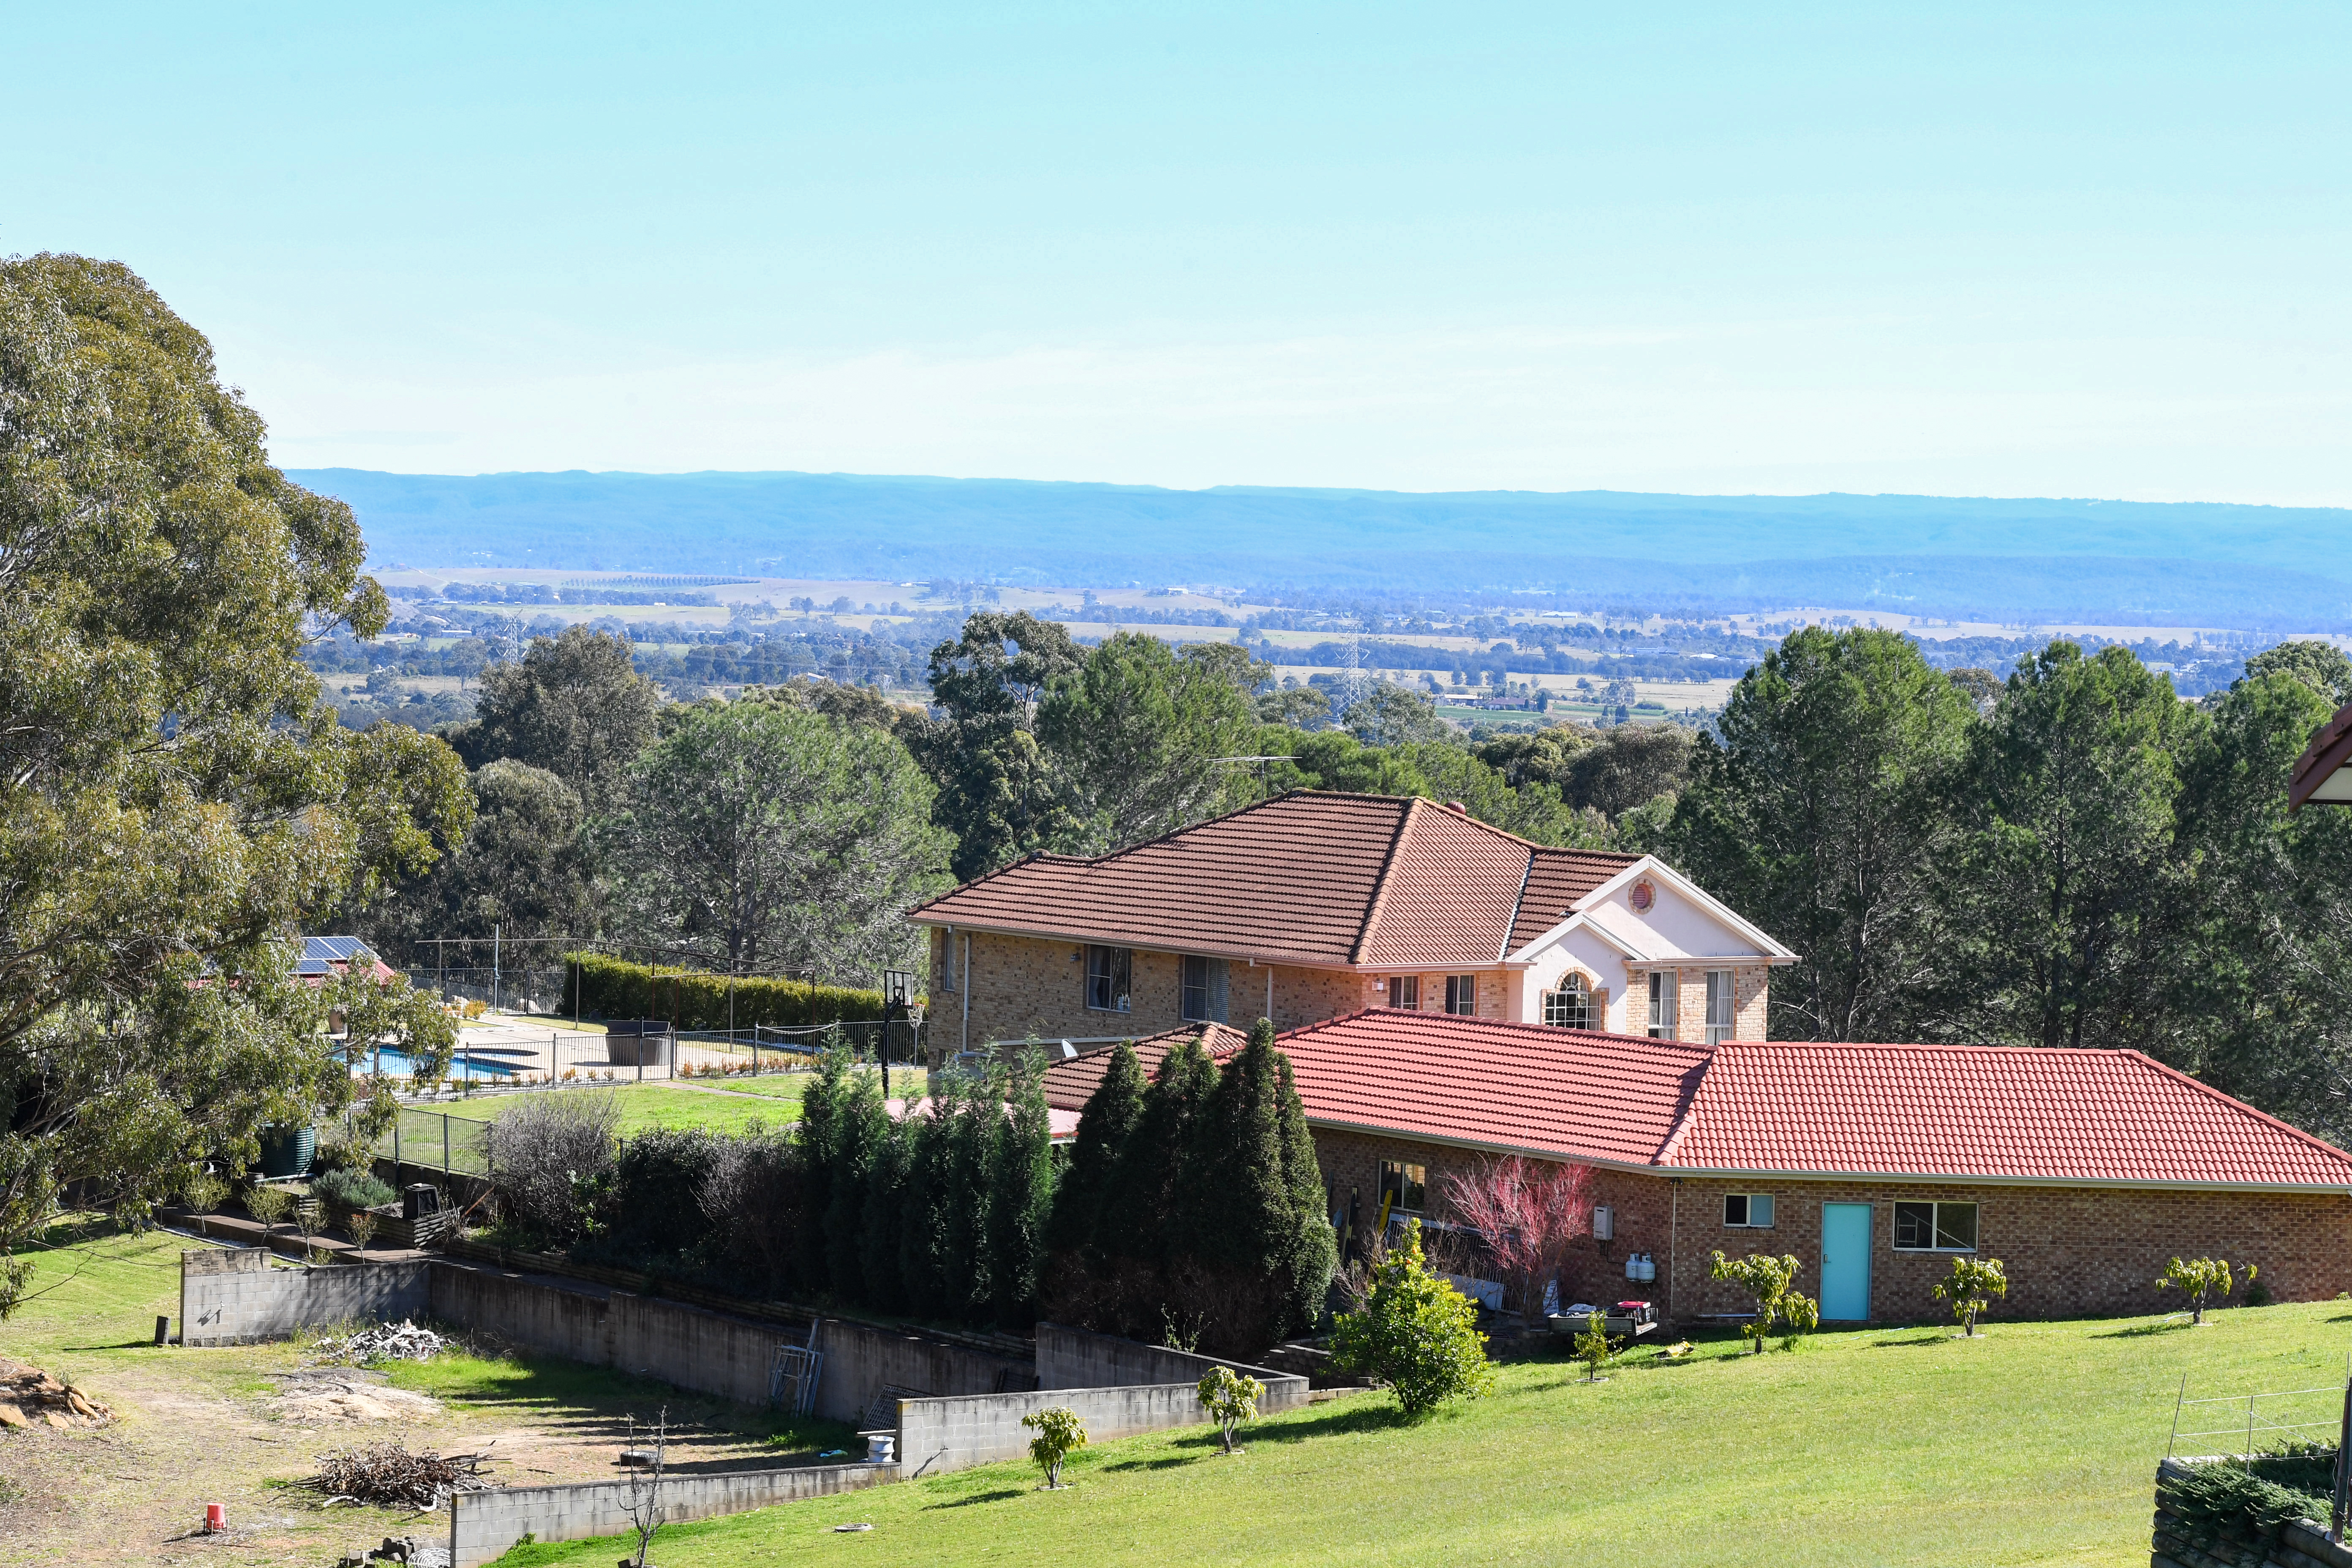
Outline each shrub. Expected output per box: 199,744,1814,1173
1571,1312,1618,1383
312,1168,397,1215
181,1172,226,1214
696,1125,799,1295
1197,1365,1264,1454
567,951,891,1029
1331,1219,1496,1418
1934,1256,2008,1335
1021,1406,1087,1489
245,1184,292,1230
2158,1257,2255,1324
2161,1457,2328,1542
588,1127,727,1268
345,1211,379,1252
1439,1155,1593,1325
485,1092,621,1246
1777,1290,1821,1349
1709,1252,1805,1354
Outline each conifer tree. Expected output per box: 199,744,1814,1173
988,1052,1058,1328
859,1116,913,1315
1275,1053,1340,1336
896,1104,947,1319
823,1067,890,1303
1048,1039,1146,1260
793,1044,853,1292
939,1069,996,1321
1101,1036,1217,1275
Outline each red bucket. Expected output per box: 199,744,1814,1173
204,1504,226,1533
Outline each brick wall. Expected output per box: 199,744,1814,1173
928,928,1372,1047
1666,1175,2352,1324
1302,1131,2352,1324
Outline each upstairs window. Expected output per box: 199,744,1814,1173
1180,955,1229,1024
1380,1160,1426,1214
1085,945,1132,1013
1893,1201,1978,1252
1647,972,1679,1038
1542,975,1590,1029
1386,975,1420,1010
1723,1193,1775,1228
1445,975,1479,1015
1705,970,1736,1045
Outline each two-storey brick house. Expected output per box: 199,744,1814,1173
907,790,1796,1056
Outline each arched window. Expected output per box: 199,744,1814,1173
1542,973,1590,1029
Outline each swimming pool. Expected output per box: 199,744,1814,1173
351,1047,523,1081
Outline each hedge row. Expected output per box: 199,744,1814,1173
567,953,894,1029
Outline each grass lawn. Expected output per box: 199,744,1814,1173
491,1302,2352,1568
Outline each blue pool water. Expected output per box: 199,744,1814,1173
352,1047,518,1081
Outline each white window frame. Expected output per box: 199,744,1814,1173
1723,1192,1775,1228
1380,1160,1427,1214
1705,970,1735,1046
1542,975,1590,1029
1084,945,1132,1013
1647,971,1679,1038
1387,975,1420,1010
1892,1200,1979,1253
1180,954,1228,1024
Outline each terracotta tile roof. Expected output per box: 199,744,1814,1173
2291,697,2352,811
908,791,1637,969
1274,1010,1713,1166
1658,1042,2352,1188
1043,1023,1251,1113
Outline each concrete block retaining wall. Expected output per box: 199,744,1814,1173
179,1249,429,1346
449,1461,894,1568
1034,1321,1300,1396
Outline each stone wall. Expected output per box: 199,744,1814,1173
447,1461,895,1568
179,1248,429,1346
2151,1457,2352,1568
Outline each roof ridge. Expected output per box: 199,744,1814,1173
1652,1046,1720,1167
1349,798,1419,965
1500,847,1537,962
1715,1039,2170,1058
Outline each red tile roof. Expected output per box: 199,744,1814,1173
1072,1011,2352,1191
1657,1042,2352,1188
1270,1010,1711,1167
908,792,1635,969
1043,1023,1251,1113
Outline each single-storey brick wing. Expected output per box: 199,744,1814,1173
1045,1012,2352,1323
910,790,1796,1055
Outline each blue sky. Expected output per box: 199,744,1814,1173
7,3,2348,501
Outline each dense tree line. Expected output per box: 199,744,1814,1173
1656,628,2352,1143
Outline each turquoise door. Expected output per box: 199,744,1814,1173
1821,1203,1873,1321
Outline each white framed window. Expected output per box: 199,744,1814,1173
1085,945,1132,1013
1445,975,1479,1015
1893,1201,1978,1252
1180,955,1228,1023
1387,975,1420,1010
1647,971,1679,1038
1542,975,1590,1029
1705,970,1735,1046
1723,1192,1775,1228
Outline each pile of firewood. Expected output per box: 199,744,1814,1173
299,1439,496,1508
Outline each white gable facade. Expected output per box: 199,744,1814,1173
1501,858,1796,1041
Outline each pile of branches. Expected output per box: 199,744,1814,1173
300,1439,495,1508
311,1320,451,1365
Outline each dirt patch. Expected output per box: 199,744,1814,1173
265,1369,443,1426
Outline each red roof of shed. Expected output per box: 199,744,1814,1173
908,792,1633,969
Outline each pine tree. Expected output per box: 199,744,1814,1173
896,1105,946,1320
1101,1036,1217,1275
823,1067,890,1304
1047,1039,1146,1259
859,1116,913,1315
988,1052,1057,1329
939,1069,996,1322
793,1043,853,1293
1274,1053,1339,1337
1187,1021,1288,1275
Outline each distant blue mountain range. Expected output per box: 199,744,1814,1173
291,468,2352,630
